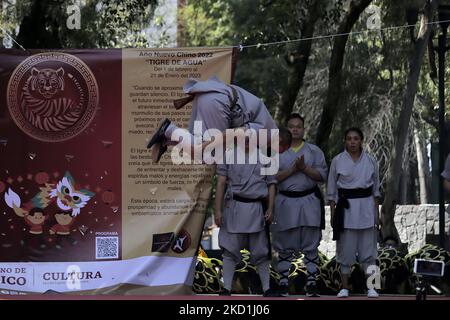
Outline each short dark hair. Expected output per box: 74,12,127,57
344,127,364,141
279,127,292,147
29,207,45,217
286,113,305,126
56,211,71,216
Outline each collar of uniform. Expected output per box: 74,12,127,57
344,148,365,163
290,140,306,153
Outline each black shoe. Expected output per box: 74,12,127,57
147,118,171,149
153,142,168,163
147,118,171,162
278,284,289,296
263,288,284,297
219,288,231,296
305,283,320,297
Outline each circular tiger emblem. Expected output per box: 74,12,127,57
7,52,99,142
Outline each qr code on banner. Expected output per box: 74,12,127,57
96,237,119,259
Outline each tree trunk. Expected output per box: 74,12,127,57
381,0,438,243
16,0,62,49
399,169,408,204
409,159,419,204
315,0,373,156
274,0,323,125
414,127,430,203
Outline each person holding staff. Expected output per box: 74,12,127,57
327,127,381,298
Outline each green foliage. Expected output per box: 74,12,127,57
80,0,158,48
182,0,347,115
182,0,234,47
2,0,159,48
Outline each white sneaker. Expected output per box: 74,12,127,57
367,288,379,298
337,289,349,298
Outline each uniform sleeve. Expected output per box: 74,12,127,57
278,152,287,171
215,164,228,177
442,154,450,181
371,157,381,198
312,146,328,183
246,99,278,131
327,158,338,203
195,94,231,133
265,173,278,186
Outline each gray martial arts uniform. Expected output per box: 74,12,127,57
272,143,328,286
165,77,278,142
217,150,277,292
327,150,381,275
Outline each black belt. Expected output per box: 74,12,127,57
232,195,266,204
280,188,315,198
332,186,373,240
279,186,326,230
232,194,269,217
337,187,373,199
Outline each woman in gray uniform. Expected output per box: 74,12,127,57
327,127,381,298
272,114,328,297
214,143,280,297
147,76,278,162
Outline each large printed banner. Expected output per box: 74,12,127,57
0,47,233,295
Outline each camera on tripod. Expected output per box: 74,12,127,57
414,259,445,300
